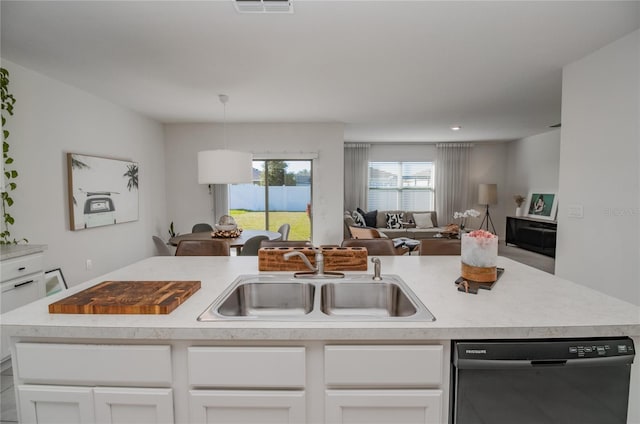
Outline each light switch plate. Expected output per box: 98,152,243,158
567,205,584,218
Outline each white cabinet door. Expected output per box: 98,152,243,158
18,385,95,424
189,390,305,424
18,386,174,424
94,387,173,424
325,390,443,424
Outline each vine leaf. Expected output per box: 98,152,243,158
0,66,22,245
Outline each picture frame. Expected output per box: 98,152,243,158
67,153,139,230
526,191,558,221
45,268,68,296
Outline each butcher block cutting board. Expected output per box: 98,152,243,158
49,280,201,314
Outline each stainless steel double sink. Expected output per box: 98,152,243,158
197,274,435,321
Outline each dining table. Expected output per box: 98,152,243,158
169,229,282,255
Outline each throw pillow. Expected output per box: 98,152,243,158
385,212,404,229
413,212,434,229
357,207,378,228
352,210,366,227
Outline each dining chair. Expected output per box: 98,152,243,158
175,240,230,256
152,235,172,256
260,240,310,248
419,238,461,255
341,239,409,256
277,223,290,241
240,235,270,256
191,223,214,233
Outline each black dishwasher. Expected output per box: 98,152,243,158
451,338,635,424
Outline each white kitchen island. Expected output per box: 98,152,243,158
2,255,640,423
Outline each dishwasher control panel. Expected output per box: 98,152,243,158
455,337,635,361
568,341,634,358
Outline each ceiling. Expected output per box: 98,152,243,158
1,1,639,143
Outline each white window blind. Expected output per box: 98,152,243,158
368,162,434,210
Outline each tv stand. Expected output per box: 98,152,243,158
505,216,557,257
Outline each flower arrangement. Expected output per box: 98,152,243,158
462,229,498,272
467,229,497,242
514,195,526,207
453,209,480,230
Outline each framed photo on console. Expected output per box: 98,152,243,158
526,191,558,221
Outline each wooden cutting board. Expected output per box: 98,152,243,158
49,280,201,314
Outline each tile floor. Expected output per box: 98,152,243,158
0,245,554,422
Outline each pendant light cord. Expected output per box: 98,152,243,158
219,94,229,150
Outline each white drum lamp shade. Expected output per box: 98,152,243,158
198,150,253,184
478,183,498,205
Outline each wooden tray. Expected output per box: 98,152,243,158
455,268,504,294
49,280,201,314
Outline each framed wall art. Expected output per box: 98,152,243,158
45,268,68,296
67,153,139,230
526,191,558,221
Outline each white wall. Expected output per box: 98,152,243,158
1,60,167,286
505,129,561,213
164,123,344,246
369,142,509,236
557,29,640,306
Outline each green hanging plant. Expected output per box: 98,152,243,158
1,67,26,244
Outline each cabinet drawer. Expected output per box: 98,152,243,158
1,274,41,313
16,343,172,386
188,347,305,388
325,345,443,387
1,254,44,282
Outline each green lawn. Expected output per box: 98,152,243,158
230,210,311,241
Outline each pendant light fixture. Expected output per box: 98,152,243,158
198,94,252,185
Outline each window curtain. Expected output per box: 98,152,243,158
344,143,370,212
213,184,229,224
435,143,472,226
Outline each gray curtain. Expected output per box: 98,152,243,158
435,143,472,226
344,143,370,212
213,184,229,224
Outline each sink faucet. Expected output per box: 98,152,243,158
283,243,344,279
371,257,382,281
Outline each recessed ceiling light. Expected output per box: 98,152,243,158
235,0,293,13
450,125,462,131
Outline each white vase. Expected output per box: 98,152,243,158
515,207,523,217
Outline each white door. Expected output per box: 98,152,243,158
325,390,443,424
189,390,305,424
18,385,94,424
94,387,174,424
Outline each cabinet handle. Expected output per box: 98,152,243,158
14,280,34,288
18,266,26,271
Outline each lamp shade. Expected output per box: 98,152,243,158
198,150,253,184
478,183,498,205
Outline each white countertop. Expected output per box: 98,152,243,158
2,256,639,341
0,244,47,260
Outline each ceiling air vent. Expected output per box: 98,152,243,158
235,0,293,14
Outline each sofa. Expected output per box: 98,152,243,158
344,210,447,240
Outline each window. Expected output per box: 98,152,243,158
368,162,434,210
229,160,312,240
